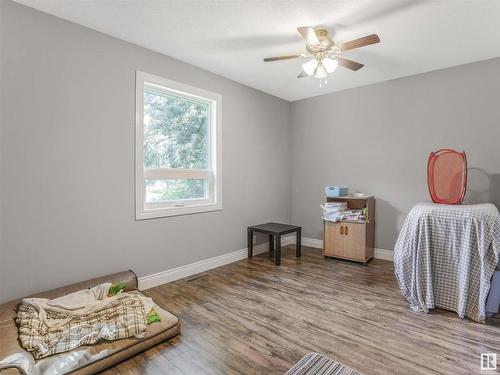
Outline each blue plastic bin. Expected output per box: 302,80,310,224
324,186,349,197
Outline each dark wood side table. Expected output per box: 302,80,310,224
247,222,302,265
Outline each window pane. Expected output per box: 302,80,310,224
144,85,209,169
145,179,208,203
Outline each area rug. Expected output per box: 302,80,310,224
285,352,362,375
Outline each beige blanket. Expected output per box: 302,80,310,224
16,284,153,359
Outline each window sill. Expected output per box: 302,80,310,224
136,202,222,220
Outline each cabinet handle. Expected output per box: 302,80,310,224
340,225,344,235
345,226,349,235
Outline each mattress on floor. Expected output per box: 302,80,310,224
0,271,181,375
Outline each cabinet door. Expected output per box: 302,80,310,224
324,222,343,256
343,223,366,261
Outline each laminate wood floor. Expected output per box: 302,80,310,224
102,247,500,375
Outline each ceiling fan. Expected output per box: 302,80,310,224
263,26,380,84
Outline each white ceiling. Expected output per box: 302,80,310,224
14,0,500,101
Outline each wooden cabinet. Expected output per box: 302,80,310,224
323,196,375,265
324,222,343,257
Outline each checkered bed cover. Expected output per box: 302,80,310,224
394,202,500,322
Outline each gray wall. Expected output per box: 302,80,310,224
0,1,291,302
291,57,500,250
3,0,500,303
0,0,4,301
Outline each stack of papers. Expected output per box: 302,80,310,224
321,204,366,222
343,209,364,221
321,202,347,222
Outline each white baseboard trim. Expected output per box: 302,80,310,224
138,235,394,290
374,248,394,261
138,243,268,290
299,236,394,261
303,237,323,249
279,234,321,249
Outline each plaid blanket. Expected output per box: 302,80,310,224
394,202,500,322
17,292,149,359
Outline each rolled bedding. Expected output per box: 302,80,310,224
16,283,159,360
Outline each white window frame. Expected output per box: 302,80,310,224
135,71,222,220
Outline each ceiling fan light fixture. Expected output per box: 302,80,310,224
322,57,338,73
263,26,379,81
302,59,318,75
314,64,327,79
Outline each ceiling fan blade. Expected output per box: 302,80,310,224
263,54,301,62
339,34,380,51
337,57,364,71
297,26,319,45
297,71,308,78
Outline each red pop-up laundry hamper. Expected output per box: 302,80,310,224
427,149,467,204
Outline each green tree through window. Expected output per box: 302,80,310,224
144,87,209,202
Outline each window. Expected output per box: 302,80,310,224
135,71,222,219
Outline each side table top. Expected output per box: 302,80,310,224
248,222,301,234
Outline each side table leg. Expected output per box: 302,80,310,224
248,228,253,258
275,235,281,266
296,228,302,258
